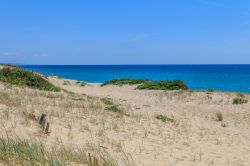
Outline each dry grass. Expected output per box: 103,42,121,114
0,84,123,165
1,78,250,166
58,80,250,166
215,112,223,121
0,137,83,166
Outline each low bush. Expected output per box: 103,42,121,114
215,112,223,121
207,89,215,92
101,78,149,86
0,67,60,92
137,80,188,90
233,97,248,104
80,82,86,87
156,114,174,122
101,78,188,90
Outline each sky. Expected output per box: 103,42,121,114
0,0,250,65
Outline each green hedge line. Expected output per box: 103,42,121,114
101,78,188,90
101,78,149,86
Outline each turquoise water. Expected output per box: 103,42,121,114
21,65,250,93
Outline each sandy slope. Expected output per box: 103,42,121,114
48,77,250,166
0,74,250,165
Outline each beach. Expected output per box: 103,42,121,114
2,0,249,165
49,77,250,165
1,68,250,165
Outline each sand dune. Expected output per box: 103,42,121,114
0,76,250,165
50,77,250,166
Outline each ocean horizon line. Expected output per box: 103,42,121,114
20,64,250,93
16,64,250,66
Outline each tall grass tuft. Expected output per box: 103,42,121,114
215,112,223,121
101,98,123,113
0,137,62,165
0,137,117,166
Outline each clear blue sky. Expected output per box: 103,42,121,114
0,0,250,64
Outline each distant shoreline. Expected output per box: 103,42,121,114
19,64,250,93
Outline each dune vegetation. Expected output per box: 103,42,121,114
101,78,188,90
155,114,174,123
0,66,60,92
1,65,250,166
233,97,248,104
0,137,92,166
136,80,188,90
101,78,149,86
0,76,119,165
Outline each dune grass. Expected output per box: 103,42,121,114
0,138,84,166
101,97,122,113
0,137,117,166
101,97,114,106
101,78,149,86
105,105,121,113
137,80,188,90
0,66,60,92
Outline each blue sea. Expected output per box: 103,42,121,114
21,65,250,93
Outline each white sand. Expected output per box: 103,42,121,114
0,76,250,165
50,77,250,166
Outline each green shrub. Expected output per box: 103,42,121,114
215,112,223,121
156,114,174,122
101,78,149,86
137,80,188,90
0,67,60,92
207,89,215,92
101,78,188,90
80,82,86,87
233,97,248,104
105,105,121,113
